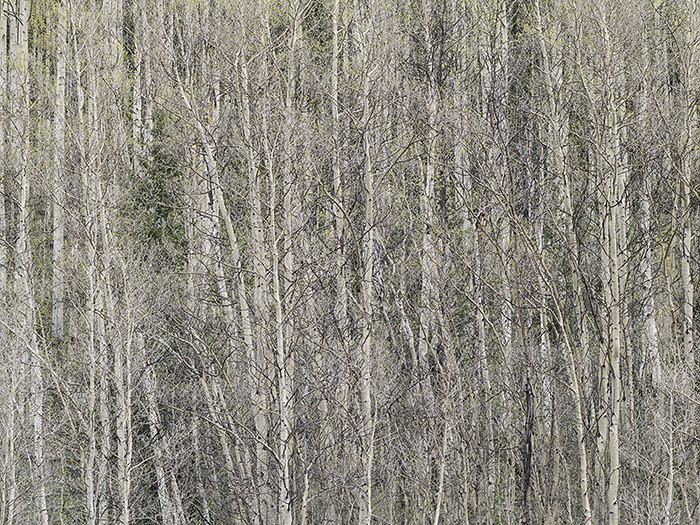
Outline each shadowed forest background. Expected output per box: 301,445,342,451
0,0,698,523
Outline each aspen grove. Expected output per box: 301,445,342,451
0,0,697,523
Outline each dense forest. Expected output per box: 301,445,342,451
0,0,698,523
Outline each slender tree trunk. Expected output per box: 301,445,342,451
102,206,132,525
432,421,448,525
239,41,271,525
52,0,67,339
0,0,7,295
602,34,625,519
0,6,13,524
14,0,49,521
418,0,438,379
192,419,212,524
270,149,293,525
681,0,696,371
358,12,375,524
639,71,660,385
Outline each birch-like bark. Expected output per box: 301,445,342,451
100,198,133,525
681,0,696,370
52,0,67,338
639,17,661,388
418,0,438,378
115,318,133,525
283,0,300,299
0,6,13,524
331,0,348,358
17,160,50,525
606,145,623,525
680,1,698,519
191,419,212,524
600,20,625,518
358,10,375,524
0,0,6,295
473,228,496,524
269,145,293,525
324,0,348,520
239,42,271,525
275,2,304,522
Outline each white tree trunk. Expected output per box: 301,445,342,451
358,12,375,524
52,0,66,339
